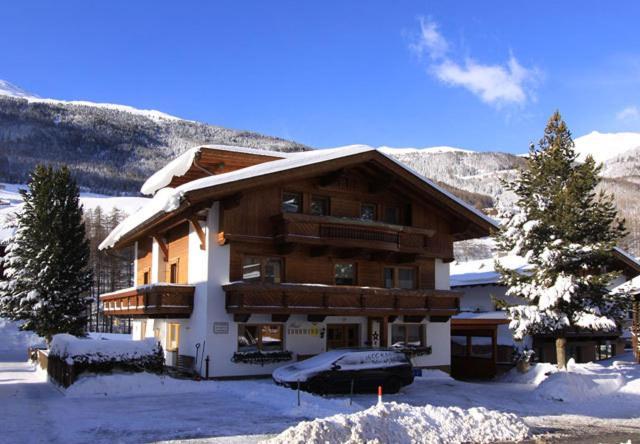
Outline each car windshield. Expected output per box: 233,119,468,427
285,350,350,371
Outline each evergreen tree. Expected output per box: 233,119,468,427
0,165,93,341
495,111,628,369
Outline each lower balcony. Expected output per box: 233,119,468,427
223,282,460,317
100,284,195,318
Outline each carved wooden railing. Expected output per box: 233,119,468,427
101,284,195,318
223,282,460,317
270,212,452,258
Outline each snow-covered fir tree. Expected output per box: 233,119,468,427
0,165,93,341
495,111,628,369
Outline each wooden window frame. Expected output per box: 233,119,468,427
391,323,425,347
242,256,284,283
360,202,378,221
383,266,417,289
383,205,401,225
282,191,303,214
334,262,357,286
310,195,330,216
237,323,285,352
167,323,181,352
169,258,180,284
142,267,151,285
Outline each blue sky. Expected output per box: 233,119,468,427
1,1,639,152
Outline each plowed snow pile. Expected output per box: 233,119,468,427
264,401,530,444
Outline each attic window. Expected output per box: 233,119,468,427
282,192,302,213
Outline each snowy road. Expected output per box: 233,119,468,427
1,355,640,443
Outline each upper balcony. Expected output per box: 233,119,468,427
267,212,453,258
223,281,460,318
100,284,195,318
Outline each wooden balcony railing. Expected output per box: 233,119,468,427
269,212,452,258
223,282,460,317
100,284,195,318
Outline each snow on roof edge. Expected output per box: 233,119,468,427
140,144,294,196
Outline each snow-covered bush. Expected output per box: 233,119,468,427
49,334,164,376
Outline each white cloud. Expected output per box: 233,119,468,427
411,17,449,60
411,18,540,108
616,105,640,122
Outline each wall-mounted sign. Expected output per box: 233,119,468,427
213,322,229,334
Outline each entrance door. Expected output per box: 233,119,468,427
327,324,359,349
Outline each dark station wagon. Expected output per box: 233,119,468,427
272,348,414,394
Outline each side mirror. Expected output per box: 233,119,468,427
331,363,342,371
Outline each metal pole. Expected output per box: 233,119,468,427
350,379,354,406
297,380,301,407
205,355,210,379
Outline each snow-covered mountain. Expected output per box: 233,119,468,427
381,136,640,258
0,80,309,194
574,131,640,164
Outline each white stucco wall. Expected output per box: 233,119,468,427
434,259,450,290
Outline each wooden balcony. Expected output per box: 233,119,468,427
100,284,195,318
269,212,453,258
223,282,460,317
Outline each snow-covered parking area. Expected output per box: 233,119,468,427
1,354,639,443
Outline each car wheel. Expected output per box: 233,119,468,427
384,376,403,394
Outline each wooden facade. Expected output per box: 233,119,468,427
136,237,153,285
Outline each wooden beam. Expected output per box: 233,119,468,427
233,313,251,323
276,242,296,255
154,236,169,262
221,192,243,210
272,314,290,323
310,245,330,257
188,217,206,250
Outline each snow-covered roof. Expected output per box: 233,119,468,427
611,275,640,296
100,144,499,250
612,246,640,272
453,311,508,321
140,144,293,195
450,255,531,287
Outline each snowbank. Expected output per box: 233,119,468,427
536,370,625,402
50,334,158,364
264,402,530,444
500,362,557,385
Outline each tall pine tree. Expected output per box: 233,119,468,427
495,111,628,369
0,165,93,341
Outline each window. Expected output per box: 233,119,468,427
391,324,424,348
167,323,180,351
310,195,330,216
142,269,150,285
383,267,416,289
282,191,302,213
238,324,284,352
470,336,492,359
334,263,356,285
360,203,377,221
242,257,283,283
384,206,400,224
169,261,179,283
